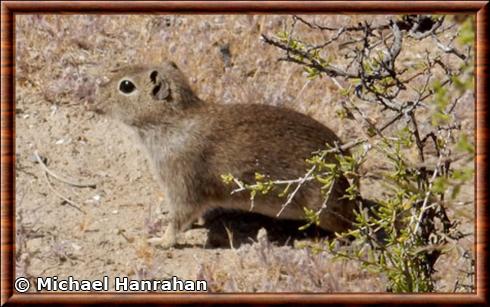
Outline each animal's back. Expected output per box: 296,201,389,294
201,103,344,180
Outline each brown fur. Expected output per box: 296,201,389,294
93,61,357,248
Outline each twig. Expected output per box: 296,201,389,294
230,178,246,194
229,138,366,195
407,16,445,39
431,33,466,60
224,224,235,250
33,151,96,188
276,150,328,217
261,34,358,79
413,150,444,234
231,176,314,195
40,167,86,214
315,178,336,217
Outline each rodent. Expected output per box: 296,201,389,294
93,61,357,248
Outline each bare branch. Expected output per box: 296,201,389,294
34,151,97,188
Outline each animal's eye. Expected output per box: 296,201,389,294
119,80,136,94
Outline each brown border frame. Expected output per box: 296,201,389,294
1,1,488,305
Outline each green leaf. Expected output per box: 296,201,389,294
431,111,450,126
456,134,475,155
220,173,234,184
457,16,475,46
432,177,448,194
255,172,265,181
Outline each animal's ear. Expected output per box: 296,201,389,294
149,70,171,101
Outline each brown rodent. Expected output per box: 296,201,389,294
93,61,357,248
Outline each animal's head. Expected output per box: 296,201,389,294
93,61,199,126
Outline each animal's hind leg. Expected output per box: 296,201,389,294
148,202,203,249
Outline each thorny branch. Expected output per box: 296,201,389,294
275,150,328,217
255,15,474,291
262,15,470,113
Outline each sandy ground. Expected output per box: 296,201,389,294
14,14,474,293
